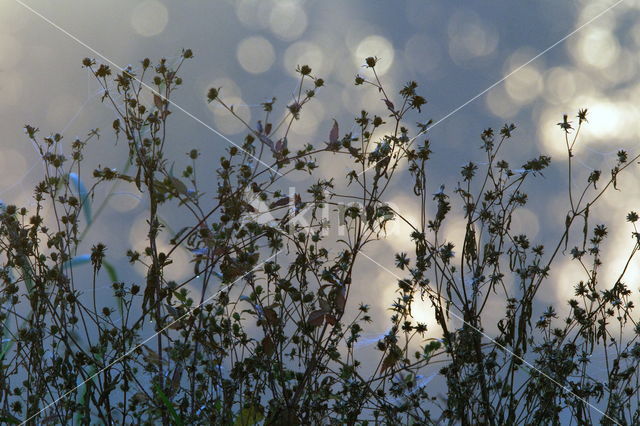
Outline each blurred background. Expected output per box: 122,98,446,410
1,0,640,378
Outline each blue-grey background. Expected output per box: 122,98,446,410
1,0,639,417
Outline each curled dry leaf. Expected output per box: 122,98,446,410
262,335,275,356
330,119,339,143
263,307,279,326
308,309,325,327
274,137,287,154
270,196,290,209
383,99,395,113
154,93,164,110
326,119,340,151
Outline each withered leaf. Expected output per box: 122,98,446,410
274,137,287,154
263,307,279,326
270,196,290,209
262,335,275,356
326,119,340,151
242,201,257,213
308,309,325,327
325,314,337,326
153,93,163,110
329,119,339,144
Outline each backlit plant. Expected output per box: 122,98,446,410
0,49,638,425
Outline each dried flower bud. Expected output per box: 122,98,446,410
298,64,312,75
207,87,219,103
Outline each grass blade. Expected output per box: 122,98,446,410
69,173,92,226
153,383,184,426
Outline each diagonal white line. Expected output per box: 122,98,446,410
357,0,625,177
359,251,618,424
12,0,284,176
20,251,283,425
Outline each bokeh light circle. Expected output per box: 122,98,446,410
269,2,308,41
211,96,252,135
283,41,326,77
354,35,395,75
505,65,543,104
573,27,619,69
448,10,498,65
237,36,276,74
486,87,520,119
544,67,577,105
130,0,169,37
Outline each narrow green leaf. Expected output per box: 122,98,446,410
233,404,264,426
69,173,92,226
0,414,20,424
153,384,184,426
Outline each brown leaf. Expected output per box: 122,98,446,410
242,201,257,213
262,335,275,356
329,119,339,144
263,307,279,326
154,93,163,110
326,119,340,151
269,196,290,209
293,193,304,214
325,314,337,326
308,309,325,327
169,365,183,396
274,137,287,154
